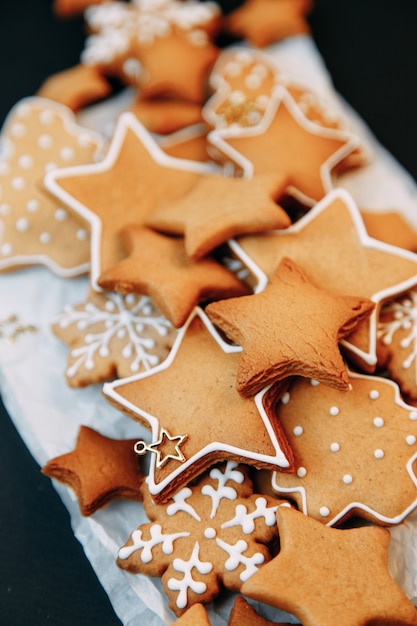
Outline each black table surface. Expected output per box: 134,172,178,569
1,1,417,625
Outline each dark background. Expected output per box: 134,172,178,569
1,1,417,624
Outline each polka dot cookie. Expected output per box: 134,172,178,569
271,371,417,526
0,97,104,276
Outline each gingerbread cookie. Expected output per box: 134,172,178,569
103,308,294,503
97,225,251,328
361,209,417,252
0,97,104,276
241,506,417,626
206,256,374,396
44,112,214,291
229,596,293,626
233,189,417,371
51,288,177,387
117,460,287,615
271,370,417,526
42,425,144,516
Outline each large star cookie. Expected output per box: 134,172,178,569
42,425,144,516
103,308,294,503
117,460,287,615
44,112,214,290
241,506,417,626
0,97,104,275
233,188,417,371
52,288,177,387
97,225,251,328
271,371,417,526
206,256,374,396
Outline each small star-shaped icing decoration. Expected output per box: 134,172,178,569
271,371,417,526
146,171,291,260
241,506,417,626
135,427,188,469
208,87,359,206
206,256,374,397
0,97,104,276
233,188,417,370
51,288,177,387
103,308,294,503
44,112,215,290
222,0,312,48
41,425,144,516
97,225,251,328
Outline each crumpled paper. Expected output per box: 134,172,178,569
1,34,417,625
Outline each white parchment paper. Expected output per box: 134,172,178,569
1,35,417,625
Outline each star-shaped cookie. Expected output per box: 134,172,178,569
233,188,417,370
208,87,359,206
222,0,312,48
41,425,144,516
97,225,250,328
241,506,417,626
44,112,214,290
103,308,294,503
271,371,417,526
146,171,291,259
206,256,374,396
0,97,104,276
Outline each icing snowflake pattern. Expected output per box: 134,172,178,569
52,291,176,385
117,461,284,614
378,290,417,376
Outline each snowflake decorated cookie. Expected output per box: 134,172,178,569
270,370,417,526
0,97,104,276
377,289,417,402
52,288,177,387
117,460,289,616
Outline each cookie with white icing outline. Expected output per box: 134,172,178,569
0,97,104,276
117,460,289,616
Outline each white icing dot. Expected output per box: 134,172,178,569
125,293,136,305
26,199,40,212
77,133,92,147
11,123,26,137
60,147,75,162
39,110,55,125
224,61,242,78
329,406,339,416
255,94,270,111
319,506,330,517
39,232,51,244
374,449,384,459
54,208,68,221
410,411,417,421
330,442,340,452
15,217,29,232
11,176,26,190
123,57,142,79
406,435,417,446
297,467,307,478
373,417,384,428
44,162,58,173
105,300,116,312
0,162,10,176
38,134,53,149
0,203,10,215
310,379,319,386
343,474,353,485
18,154,33,169
76,228,88,240
1,242,12,255
16,103,31,118
369,390,380,400
281,392,290,404
204,527,216,539
293,425,303,436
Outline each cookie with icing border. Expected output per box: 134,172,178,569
221,0,312,48
207,86,359,206
232,188,417,372
51,288,177,387
117,460,288,615
103,308,294,503
97,225,251,328
157,123,213,164
42,425,144,516
205,256,374,396
377,289,417,402
44,112,214,291
271,370,417,526
81,0,220,103
0,97,104,276
241,505,417,626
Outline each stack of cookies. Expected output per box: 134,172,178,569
2,1,417,624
